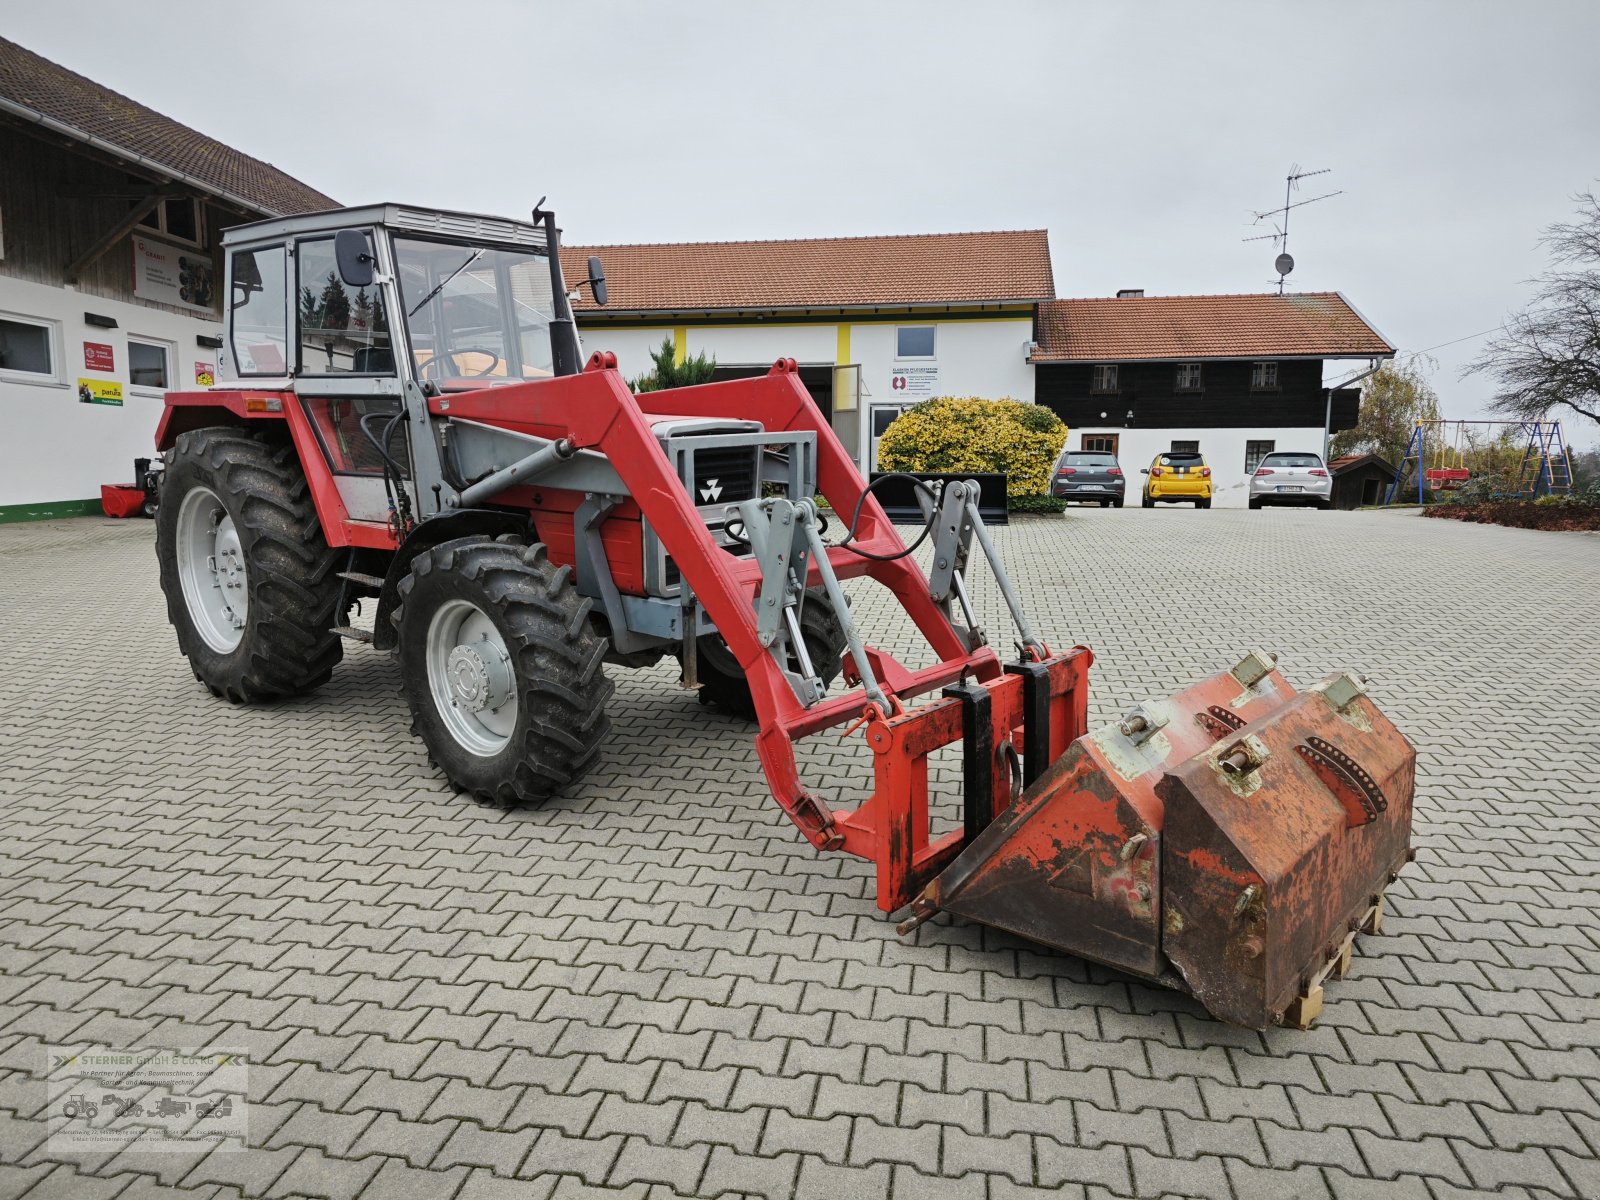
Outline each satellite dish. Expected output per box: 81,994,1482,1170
1275,252,1295,277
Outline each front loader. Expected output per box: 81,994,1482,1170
153,203,1414,1029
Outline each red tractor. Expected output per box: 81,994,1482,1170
154,204,1414,1028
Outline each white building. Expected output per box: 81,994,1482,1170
1031,292,1395,506
0,36,332,518
563,230,1055,472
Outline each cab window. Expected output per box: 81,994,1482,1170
228,245,288,376
296,235,393,374
394,237,555,384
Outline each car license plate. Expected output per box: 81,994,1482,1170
1078,484,1103,490
1276,485,1304,492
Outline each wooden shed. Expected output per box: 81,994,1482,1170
1329,453,1398,509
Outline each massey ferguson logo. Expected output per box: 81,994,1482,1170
699,479,722,502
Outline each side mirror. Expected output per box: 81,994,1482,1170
233,251,263,294
1139,467,1150,475
334,229,375,289
586,255,607,306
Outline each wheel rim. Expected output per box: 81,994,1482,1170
176,485,248,653
426,599,518,756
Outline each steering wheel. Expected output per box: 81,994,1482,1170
419,347,502,380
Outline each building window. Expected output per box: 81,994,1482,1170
228,245,289,376
137,197,205,248
1082,434,1119,455
895,326,935,359
1246,440,1276,472
1175,363,1203,391
296,235,393,374
1171,440,1200,454
0,314,57,380
1251,361,1279,390
128,337,172,390
1091,364,1118,393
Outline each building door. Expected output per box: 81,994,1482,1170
831,365,864,471
870,402,916,472
1082,433,1119,455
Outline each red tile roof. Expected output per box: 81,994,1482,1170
1032,292,1394,362
0,36,334,216
1329,453,1397,475
562,230,1054,313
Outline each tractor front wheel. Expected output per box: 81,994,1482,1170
393,537,613,807
156,427,344,702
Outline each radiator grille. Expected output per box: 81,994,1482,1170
684,445,759,507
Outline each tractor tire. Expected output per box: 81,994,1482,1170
156,427,344,703
393,536,613,807
693,588,847,720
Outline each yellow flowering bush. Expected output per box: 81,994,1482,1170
877,396,1066,498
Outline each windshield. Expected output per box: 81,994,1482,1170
1062,452,1116,467
1262,453,1323,468
393,237,556,385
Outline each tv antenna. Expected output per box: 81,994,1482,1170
1244,165,1343,294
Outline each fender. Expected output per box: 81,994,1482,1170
371,509,533,650
156,390,290,450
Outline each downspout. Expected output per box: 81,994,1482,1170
1324,358,1384,462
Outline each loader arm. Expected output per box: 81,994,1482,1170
430,357,1093,912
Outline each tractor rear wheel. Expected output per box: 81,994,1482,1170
156,427,344,702
393,537,613,807
692,588,847,719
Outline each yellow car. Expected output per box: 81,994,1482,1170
1140,450,1213,508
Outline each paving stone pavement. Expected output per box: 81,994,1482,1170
1,507,1597,1200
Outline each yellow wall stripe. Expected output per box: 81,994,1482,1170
836,324,851,365
673,326,687,365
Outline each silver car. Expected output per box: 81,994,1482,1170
1249,451,1333,509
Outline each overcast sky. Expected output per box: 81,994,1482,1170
11,1,1599,434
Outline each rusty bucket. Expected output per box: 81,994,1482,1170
909,652,1415,1029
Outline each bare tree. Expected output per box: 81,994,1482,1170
1468,190,1600,425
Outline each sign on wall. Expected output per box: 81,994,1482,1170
889,364,940,400
132,236,215,313
83,342,115,372
77,377,123,406
194,362,215,387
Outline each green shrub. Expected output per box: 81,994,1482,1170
1007,494,1068,514
877,396,1066,498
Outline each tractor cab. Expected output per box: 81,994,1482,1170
201,204,608,529
217,203,604,390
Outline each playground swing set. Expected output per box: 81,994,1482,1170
1385,418,1574,504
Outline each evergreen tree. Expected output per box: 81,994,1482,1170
631,335,716,393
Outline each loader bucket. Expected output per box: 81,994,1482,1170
915,653,1415,1029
